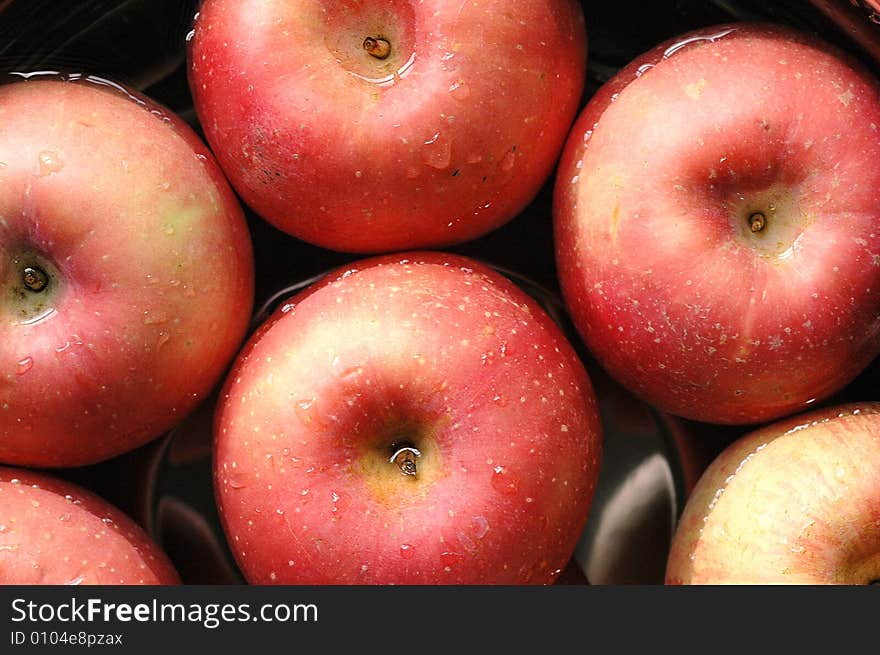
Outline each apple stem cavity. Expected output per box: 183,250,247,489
22,266,49,293
748,212,767,233
363,36,391,60
390,446,421,476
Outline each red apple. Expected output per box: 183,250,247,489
554,23,880,425
188,0,587,253
0,465,180,584
0,77,254,467
214,253,602,584
666,403,880,584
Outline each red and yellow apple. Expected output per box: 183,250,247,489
0,465,180,584
189,0,587,253
666,402,880,584
0,77,254,467
214,253,602,584
554,23,880,424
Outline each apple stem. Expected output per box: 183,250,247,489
22,266,49,293
390,446,421,476
749,212,766,233
363,36,391,60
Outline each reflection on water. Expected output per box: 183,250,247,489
0,0,199,112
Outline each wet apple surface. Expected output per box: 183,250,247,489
214,253,602,584
555,24,880,425
189,0,588,253
0,78,254,467
666,403,880,584
0,465,180,584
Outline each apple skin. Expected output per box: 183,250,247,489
554,23,880,425
0,465,180,584
0,78,254,467
214,253,602,584
189,0,587,253
666,403,880,584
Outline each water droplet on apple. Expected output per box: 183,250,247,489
227,475,246,490
440,551,464,568
491,465,519,496
470,516,489,540
339,366,364,384
662,27,737,60
440,51,459,72
399,543,415,559
448,80,470,101
635,63,654,78
500,150,516,172
422,134,452,170
37,151,63,176
143,310,169,325
16,356,33,375
294,398,320,428
156,332,171,350
330,490,346,517
457,530,478,554
55,338,84,356
518,563,536,583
